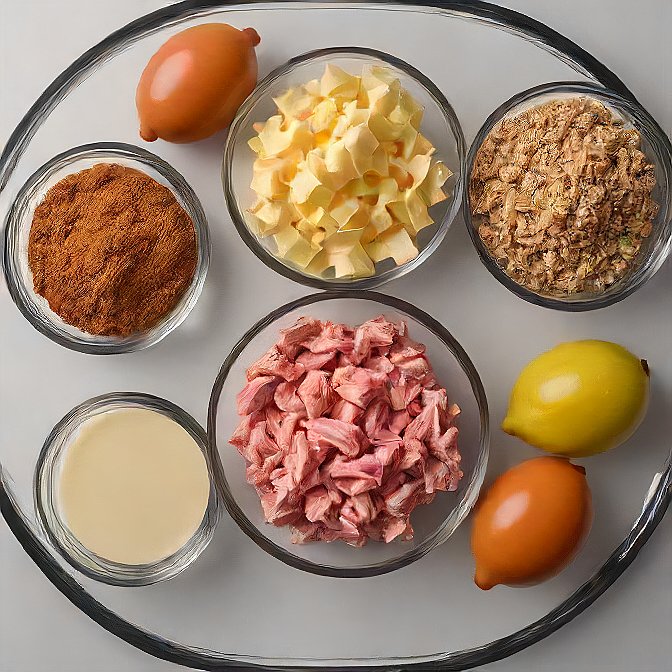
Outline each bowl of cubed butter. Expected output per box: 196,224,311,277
223,47,465,290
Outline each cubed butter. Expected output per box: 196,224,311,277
245,63,451,279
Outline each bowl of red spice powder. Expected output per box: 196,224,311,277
3,142,210,354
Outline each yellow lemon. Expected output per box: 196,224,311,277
502,340,649,457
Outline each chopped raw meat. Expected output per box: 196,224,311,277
363,355,394,374
236,375,280,415
230,314,462,546
330,398,365,424
389,382,422,411
250,421,278,456
230,411,263,450
389,334,426,363
383,517,412,543
428,426,459,462
373,441,400,467
307,321,355,354
352,316,397,363
341,492,379,525
361,398,390,438
328,454,384,485
306,417,369,457
277,316,322,358
389,409,411,434
404,404,441,443
305,486,334,522
333,366,387,409
395,355,431,380
261,490,302,526
247,345,305,381
284,430,315,487
274,380,306,414
264,404,283,442
385,479,423,517
397,437,427,472
276,411,305,452
296,349,337,371
297,370,337,419
423,456,453,494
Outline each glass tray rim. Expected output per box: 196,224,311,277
1,1,670,670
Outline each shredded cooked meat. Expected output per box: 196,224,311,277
469,97,658,295
231,316,462,546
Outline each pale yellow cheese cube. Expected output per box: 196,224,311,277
251,158,290,199
332,243,375,278
419,161,451,206
255,201,296,237
368,113,405,142
274,87,317,121
407,153,432,187
320,64,360,99
378,226,419,265
343,125,379,175
405,189,434,232
310,98,338,133
274,226,320,268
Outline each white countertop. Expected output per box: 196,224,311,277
1,1,670,671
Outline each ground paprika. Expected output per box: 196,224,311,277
28,163,197,337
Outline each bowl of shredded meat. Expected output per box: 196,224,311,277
465,82,672,311
208,291,488,577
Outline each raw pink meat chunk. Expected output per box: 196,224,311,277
230,315,463,546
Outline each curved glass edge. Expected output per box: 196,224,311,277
222,46,466,291
206,290,490,578
0,0,669,669
2,455,669,670
0,0,644,194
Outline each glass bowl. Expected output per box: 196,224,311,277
208,291,488,578
223,47,465,290
2,142,210,354
465,81,672,311
34,392,220,586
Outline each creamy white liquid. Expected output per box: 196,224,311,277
58,408,210,565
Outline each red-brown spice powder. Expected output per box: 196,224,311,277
28,163,198,337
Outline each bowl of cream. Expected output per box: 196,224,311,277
34,392,219,586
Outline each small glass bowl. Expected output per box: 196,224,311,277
208,291,489,578
223,47,465,290
465,82,672,311
3,143,210,353
34,392,220,586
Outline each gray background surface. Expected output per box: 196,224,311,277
1,1,671,671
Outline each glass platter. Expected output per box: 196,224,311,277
0,1,670,670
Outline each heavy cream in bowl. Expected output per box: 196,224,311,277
35,394,219,585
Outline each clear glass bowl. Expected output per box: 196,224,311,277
34,392,220,586
2,142,210,353
465,81,672,311
223,47,465,290
208,291,489,577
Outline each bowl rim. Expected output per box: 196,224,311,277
33,391,221,587
464,80,672,312
2,141,211,354
222,46,466,291
207,289,489,578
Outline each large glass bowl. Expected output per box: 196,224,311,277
464,82,672,311
2,142,210,354
223,47,465,290
208,291,488,577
